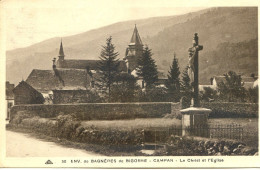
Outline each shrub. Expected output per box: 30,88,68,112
246,87,258,103
163,113,182,120
140,87,170,102
10,114,145,146
200,87,218,102
20,117,57,136
11,111,34,124
201,102,258,118
10,102,175,121
164,136,257,156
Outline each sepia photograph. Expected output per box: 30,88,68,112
0,0,259,168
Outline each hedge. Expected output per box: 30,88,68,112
201,102,258,118
11,113,144,146
10,102,180,121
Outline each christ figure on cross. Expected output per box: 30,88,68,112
188,33,203,107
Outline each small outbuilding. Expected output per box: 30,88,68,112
6,81,14,119
13,80,44,105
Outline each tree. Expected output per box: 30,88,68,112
200,87,217,102
136,46,158,88
165,54,181,102
217,71,246,102
110,73,140,102
142,86,168,102
97,36,120,102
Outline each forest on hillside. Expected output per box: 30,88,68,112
199,38,258,84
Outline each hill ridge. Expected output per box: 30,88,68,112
6,7,257,86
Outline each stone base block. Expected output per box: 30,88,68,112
180,107,211,137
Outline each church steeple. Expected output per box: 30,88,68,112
124,25,144,73
56,39,67,68
59,40,65,57
130,24,143,46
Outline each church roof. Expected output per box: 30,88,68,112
64,59,127,72
129,25,143,46
26,69,91,93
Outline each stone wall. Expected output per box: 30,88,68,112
10,102,180,121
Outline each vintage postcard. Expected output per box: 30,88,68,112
0,0,260,168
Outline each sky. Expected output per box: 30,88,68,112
0,0,210,50
1,0,258,51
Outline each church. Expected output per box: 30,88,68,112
13,25,166,104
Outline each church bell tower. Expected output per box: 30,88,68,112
124,25,143,73
56,40,67,68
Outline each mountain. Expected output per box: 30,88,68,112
6,7,258,86
200,38,258,83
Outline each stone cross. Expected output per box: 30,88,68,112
188,33,203,107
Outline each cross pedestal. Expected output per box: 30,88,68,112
180,33,211,137
181,107,211,137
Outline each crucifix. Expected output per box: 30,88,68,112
188,33,203,107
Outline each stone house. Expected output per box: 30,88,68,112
13,80,44,105
210,75,257,90
6,81,14,119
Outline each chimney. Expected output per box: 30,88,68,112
52,57,56,69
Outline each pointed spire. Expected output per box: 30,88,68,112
130,24,143,46
59,39,64,56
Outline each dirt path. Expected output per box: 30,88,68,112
6,130,101,157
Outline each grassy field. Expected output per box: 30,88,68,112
81,118,182,130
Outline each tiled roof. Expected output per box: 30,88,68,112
13,80,42,95
64,59,127,72
26,69,91,93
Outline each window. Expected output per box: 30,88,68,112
8,102,13,108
